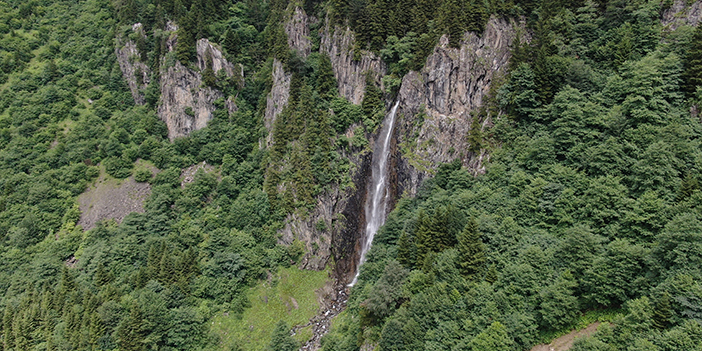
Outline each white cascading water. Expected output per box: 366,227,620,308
349,101,400,286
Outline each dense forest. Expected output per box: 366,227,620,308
0,0,701,350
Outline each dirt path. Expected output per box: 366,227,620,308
292,281,349,351
530,322,602,351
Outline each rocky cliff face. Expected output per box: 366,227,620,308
264,59,291,146
278,141,371,274
263,6,311,146
286,6,312,58
319,21,386,104
394,17,524,197
115,23,151,105
117,23,237,140
662,0,702,31
158,35,237,140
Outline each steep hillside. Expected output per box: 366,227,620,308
0,0,701,351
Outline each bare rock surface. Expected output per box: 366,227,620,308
395,16,525,197
264,6,309,145
158,36,237,140
77,171,151,231
115,23,151,105
264,59,291,146
662,0,702,31
320,21,386,104
286,6,312,58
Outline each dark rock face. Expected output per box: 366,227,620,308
393,17,525,197
332,151,372,283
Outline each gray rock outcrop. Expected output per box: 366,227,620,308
115,23,151,105
263,6,310,146
320,21,386,104
264,59,291,146
286,6,312,58
662,0,702,31
395,17,525,196
158,36,237,140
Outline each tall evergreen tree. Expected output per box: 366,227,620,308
683,19,702,96
652,292,672,330
266,320,297,351
457,217,486,279
117,303,146,351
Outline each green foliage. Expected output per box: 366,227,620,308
456,217,486,280
134,167,152,182
266,321,298,351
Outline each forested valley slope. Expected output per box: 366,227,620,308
0,0,702,350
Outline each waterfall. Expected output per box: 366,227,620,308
349,101,400,286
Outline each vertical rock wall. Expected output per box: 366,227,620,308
158,36,237,140
319,21,386,104
394,17,525,197
264,6,311,145
115,23,151,105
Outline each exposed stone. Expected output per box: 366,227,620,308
115,23,151,105
320,21,386,104
196,39,236,76
158,37,237,140
394,17,525,197
285,6,312,58
77,171,152,231
278,139,371,275
264,6,310,146
662,0,702,31
264,59,291,146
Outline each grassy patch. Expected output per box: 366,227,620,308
211,266,330,351
536,307,623,345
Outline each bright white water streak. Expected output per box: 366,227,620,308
349,101,400,287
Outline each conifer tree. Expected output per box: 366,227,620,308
414,211,430,266
224,29,241,57
683,23,702,97
362,74,383,127
397,231,415,268
3,306,13,351
94,261,113,287
176,10,197,64
266,320,298,351
117,303,145,351
438,0,465,48
147,243,161,279
159,246,177,284
677,173,700,202
652,292,672,330
315,54,337,100
485,264,498,284
457,217,486,279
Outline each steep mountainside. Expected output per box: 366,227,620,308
1,0,702,350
